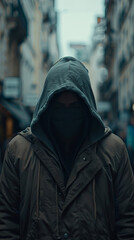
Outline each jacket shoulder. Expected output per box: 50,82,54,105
100,133,125,151
7,128,35,161
97,133,128,169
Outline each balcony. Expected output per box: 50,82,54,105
6,0,28,45
118,56,127,74
104,39,115,68
118,0,133,30
99,78,113,98
118,8,126,30
105,0,115,16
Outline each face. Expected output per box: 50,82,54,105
56,91,79,108
49,91,86,140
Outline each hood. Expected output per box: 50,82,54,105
31,56,106,149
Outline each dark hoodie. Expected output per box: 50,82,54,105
31,57,105,142
31,57,106,182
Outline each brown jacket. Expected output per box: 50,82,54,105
0,127,134,240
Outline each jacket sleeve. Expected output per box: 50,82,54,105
115,142,134,239
0,143,20,240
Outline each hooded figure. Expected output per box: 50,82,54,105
0,57,134,240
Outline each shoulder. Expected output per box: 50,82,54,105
97,133,128,169
6,128,35,161
100,132,125,151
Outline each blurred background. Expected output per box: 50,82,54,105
0,0,134,164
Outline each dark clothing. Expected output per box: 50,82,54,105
0,57,134,239
0,128,134,240
127,147,134,173
0,147,2,174
31,57,106,148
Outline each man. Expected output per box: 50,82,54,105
0,56,134,240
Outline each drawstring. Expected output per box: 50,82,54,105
56,184,61,240
26,160,40,240
93,143,97,220
93,178,96,220
36,160,40,218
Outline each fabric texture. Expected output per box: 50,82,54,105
31,56,106,149
0,57,134,240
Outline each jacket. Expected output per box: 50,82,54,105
0,57,134,240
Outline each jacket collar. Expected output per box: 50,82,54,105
19,127,111,203
32,137,103,201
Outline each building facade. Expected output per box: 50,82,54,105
89,17,109,118
100,0,117,126
0,0,59,149
102,0,134,128
21,0,59,107
20,0,42,107
0,0,29,147
116,0,134,115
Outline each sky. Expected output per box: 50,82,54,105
55,0,105,57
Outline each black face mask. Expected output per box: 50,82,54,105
50,101,88,139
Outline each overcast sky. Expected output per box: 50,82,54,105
55,0,105,57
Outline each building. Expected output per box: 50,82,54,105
69,43,90,63
102,0,134,128
20,0,43,107
0,0,30,147
99,0,117,126
39,0,59,87
0,0,59,149
21,0,59,107
88,17,110,119
116,0,134,117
